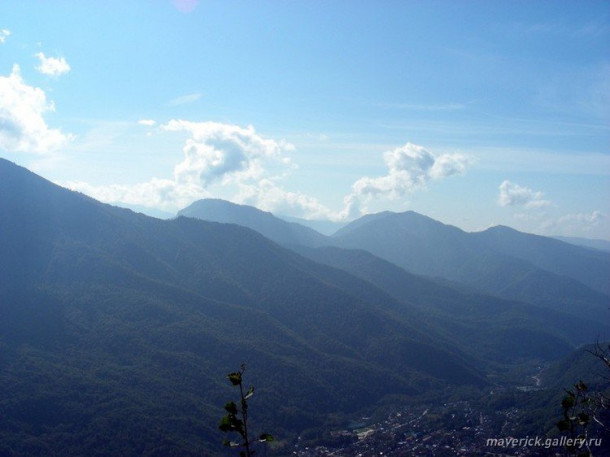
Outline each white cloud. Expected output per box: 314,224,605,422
560,210,603,224
0,64,72,154
344,142,471,218
64,178,208,212
65,121,296,212
138,119,156,126
235,178,339,221
538,210,605,238
35,52,71,77
163,120,291,187
0,29,10,44
168,92,202,106
498,180,550,208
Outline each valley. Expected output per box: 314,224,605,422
1,159,609,456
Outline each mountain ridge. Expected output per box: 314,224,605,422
178,198,328,247
176,197,609,326
328,210,610,311
2,158,608,455
0,158,493,455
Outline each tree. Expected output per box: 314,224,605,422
219,364,274,457
556,342,610,457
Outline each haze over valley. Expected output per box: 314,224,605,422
1,159,609,455
1,1,609,456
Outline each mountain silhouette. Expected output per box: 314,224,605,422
1,158,490,455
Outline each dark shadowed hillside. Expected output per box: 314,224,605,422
1,159,488,456
292,245,608,363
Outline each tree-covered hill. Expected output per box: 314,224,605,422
291,245,607,363
0,159,484,456
329,210,610,317
2,158,608,456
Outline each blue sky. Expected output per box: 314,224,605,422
1,0,609,239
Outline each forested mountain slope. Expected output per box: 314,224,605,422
330,211,610,316
0,159,485,456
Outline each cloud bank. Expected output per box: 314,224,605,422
67,121,301,211
66,128,470,222
235,178,338,221
498,180,550,208
535,210,605,238
64,178,207,212
0,65,72,154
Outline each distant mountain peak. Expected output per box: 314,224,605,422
482,224,521,234
333,209,463,239
184,198,274,215
177,198,328,247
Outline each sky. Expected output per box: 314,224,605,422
1,1,609,239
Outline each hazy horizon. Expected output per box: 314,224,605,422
1,1,608,240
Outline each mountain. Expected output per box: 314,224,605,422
3,160,608,455
332,211,481,280
517,342,610,452
177,198,328,247
280,214,345,236
553,235,610,253
472,225,610,296
292,245,608,362
330,211,610,319
0,159,489,456
174,200,608,358
176,200,607,356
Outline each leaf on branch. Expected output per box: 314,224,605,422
259,433,275,442
218,414,245,435
223,440,241,448
245,386,255,400
219,415,233,432
224,401,238,415
228,372,242,386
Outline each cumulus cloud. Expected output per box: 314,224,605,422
344,142,470,218
138,119,156,126
66,121,295,212
163,120,291,187
498,180,550,208
35,52,71,77
0,29,10,44
0,64,72,154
